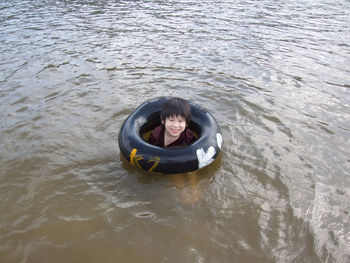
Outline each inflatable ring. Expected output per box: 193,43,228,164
118,97,223,174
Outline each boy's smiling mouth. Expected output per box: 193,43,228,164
169,128,181,136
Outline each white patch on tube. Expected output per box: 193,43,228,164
196,146,216,169
216,133,223,149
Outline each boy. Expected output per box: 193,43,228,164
149,97,196,147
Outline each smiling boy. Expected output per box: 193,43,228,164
148,98,196,147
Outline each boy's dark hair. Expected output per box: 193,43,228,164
160,98,191,125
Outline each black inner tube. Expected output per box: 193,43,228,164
118,97,222,174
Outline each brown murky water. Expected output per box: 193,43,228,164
1,0,350,262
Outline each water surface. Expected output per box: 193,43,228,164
1,0,350,262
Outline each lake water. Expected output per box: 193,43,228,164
1,0,349,262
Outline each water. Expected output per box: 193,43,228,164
1,0,350,262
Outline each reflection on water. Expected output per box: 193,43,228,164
1,0,350,262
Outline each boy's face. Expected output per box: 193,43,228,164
162,115,186,138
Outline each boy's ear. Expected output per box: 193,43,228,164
161,119,164,125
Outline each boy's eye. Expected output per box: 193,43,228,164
167,116,185,122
